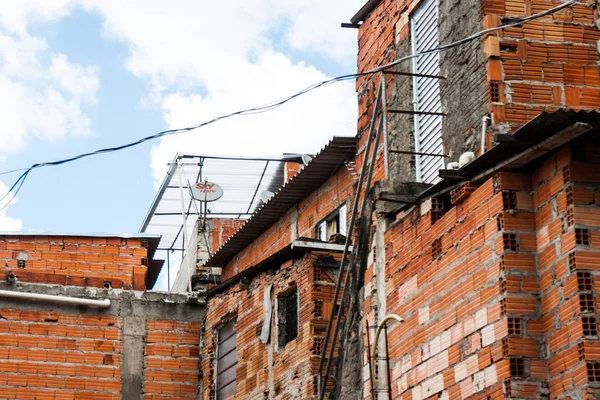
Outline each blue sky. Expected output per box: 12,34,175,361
0,1,363,289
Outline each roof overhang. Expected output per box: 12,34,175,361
350,0,382,25
203,239,351,297
205,136,358,268
419,110,600,200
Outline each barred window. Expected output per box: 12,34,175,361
278,289,299,348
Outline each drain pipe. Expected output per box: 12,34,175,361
481,116,491,155
370,314,404,397
0,289,111,308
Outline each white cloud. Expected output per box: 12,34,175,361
151,50,357,184
0,1,364,289
0,29,99,158
80,0,363,189
0,181,22,231
83,0,363,291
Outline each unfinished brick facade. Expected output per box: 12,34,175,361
357,140,600,399
0,234,153,290
0,233,204,399
217,165,356,280
201,252,344,400
355,0,600,185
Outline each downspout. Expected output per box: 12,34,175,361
0,289,111,308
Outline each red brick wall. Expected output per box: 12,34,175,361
483,0,600,129
370,142,600,398
285,162,302,182
0,308,122,399
220,166,356,279
355,0,600,184
0,235,150,290
202,252,343,399
144,320,201,400
208,219,246,255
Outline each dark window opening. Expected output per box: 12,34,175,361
278,289,299,348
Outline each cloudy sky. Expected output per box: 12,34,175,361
0,1,363,289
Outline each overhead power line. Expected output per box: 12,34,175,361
0,0,579,212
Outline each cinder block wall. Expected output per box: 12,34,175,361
366,141,600,399
355,0,600,185
0,235,150,290
201,252,344,400
483,0,600,132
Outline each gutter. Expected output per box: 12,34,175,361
0,289,111,308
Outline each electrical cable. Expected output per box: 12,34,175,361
0,0,579,213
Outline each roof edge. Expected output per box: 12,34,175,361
0,232,161,239
350,0,382,24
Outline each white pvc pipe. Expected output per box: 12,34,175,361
0,289,111,308
481,116,491,155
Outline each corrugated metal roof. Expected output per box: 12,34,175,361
206,136,358,268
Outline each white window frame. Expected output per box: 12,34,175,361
316,204,347,242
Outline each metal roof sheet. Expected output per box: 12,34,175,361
206,136,358,268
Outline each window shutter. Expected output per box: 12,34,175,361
216,320,237,400
411,0,444,184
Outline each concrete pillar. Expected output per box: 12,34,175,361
121,317,147,399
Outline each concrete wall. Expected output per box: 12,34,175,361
173,218,246,292
0,282,204,399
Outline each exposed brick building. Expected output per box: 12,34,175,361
2,0,600,399
192,0,600,399
0,233,204,399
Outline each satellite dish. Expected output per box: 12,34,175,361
191,182,224,202
260,190,274,203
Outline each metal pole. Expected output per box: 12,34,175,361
366,320,375,399
385,324,393,399
177,159,190,292
317,80,383,400
167,250,171,291
320,78,385,398
388,149,449,157
381,74,389,180
382,70,447,80
370,315,404,399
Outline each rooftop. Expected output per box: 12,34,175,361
205,136,358,268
